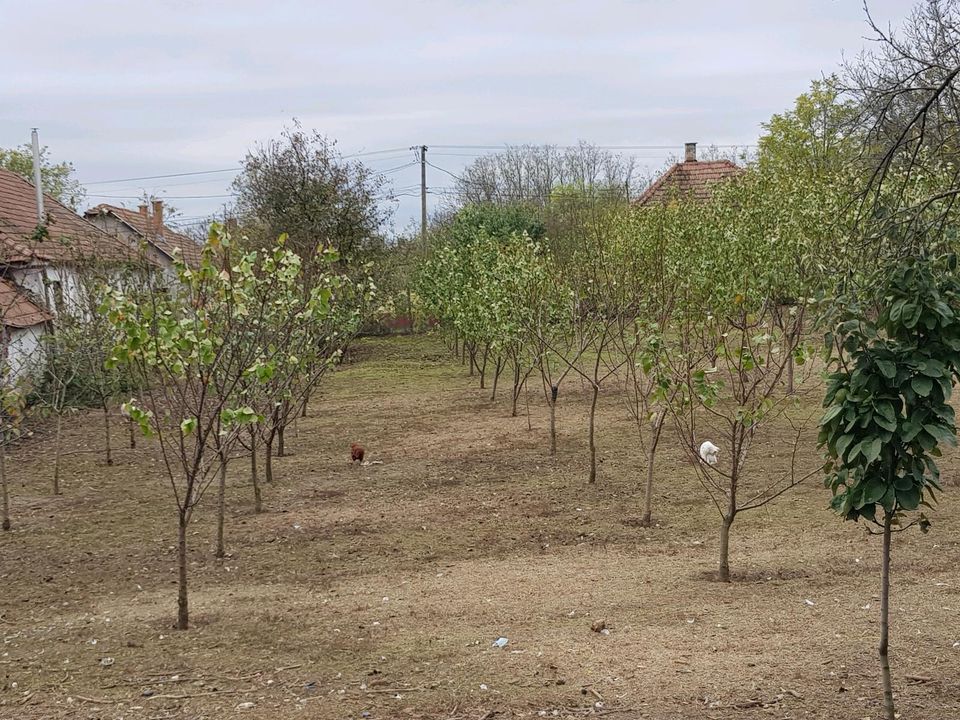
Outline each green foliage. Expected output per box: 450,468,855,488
105,224,351,443
418,204,559,360
442,203,546,246
231,123,390,261
819,253,960,527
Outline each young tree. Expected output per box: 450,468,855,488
820,252,960,720
105,226,335,629
665,299,819,581
37,321,82,494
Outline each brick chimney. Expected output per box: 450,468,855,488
151,199,164,232
684,142,697,163
138,203,148,220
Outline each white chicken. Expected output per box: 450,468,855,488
699,440,720,466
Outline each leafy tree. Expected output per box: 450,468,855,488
664,296,819,581
820,252,960,720
452,142,635,209
105,224,335,629
231,122,390,262
0,145,84,209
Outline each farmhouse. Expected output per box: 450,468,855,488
0,277,52,381
0,168,145,380
85,200,203,272
635,142,743,206
0,168,137,317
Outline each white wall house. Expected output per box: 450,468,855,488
0,278,51,381
0,168,143,381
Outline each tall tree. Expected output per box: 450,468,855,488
452,143,636,208
231,123,391,261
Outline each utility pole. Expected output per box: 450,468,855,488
419,144,428,245
31,128,44,222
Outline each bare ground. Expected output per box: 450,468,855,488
1,335,959,720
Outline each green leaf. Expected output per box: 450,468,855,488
820,405,843,425
875,359,896,379
897,484,921,511
835,433,855,459
912,376,934,397
862,477,888,505
861,437,882,464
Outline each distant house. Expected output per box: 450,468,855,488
635,142,743,206
0,278,52,381
0,168,139,317
85,200,203,273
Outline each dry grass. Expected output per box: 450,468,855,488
1,334,959,719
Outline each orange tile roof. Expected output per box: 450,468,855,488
87,204,203,269
0,277,52,329
635,159,743,206
0,169,139,265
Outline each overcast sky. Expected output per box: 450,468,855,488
0,0,912,234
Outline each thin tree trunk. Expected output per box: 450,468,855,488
479,345,489,389
718,515,733,582
300,393,308,418
265,432,274,484
549,385,558,456
468,346,476,376
177,510,189,630
641,416,664,526
128,416,136,449
1,439,9,531
103,403,113,466
490,357,504,401
250,428,262,513
786,332,796,394
53,413,62,495
277,400,288,457
588,383,600,483
525,379,532,432
879,512,895,720
511,360,521,417
216,451,227,559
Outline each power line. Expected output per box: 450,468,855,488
430,143,756,150
85,168,239,185
425,161,464,182
80,142,752,187
377,162,417,175
81,147,414,186
87,192,238,200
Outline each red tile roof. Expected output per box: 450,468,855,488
0,277,52,329
0,169,139,265
86,204,203,269
635,159,743,206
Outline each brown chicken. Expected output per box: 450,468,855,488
350,443,365,463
